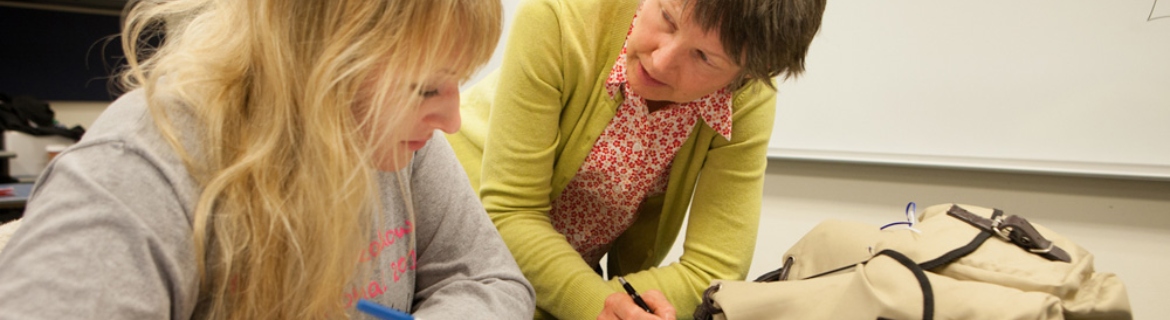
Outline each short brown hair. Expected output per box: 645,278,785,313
687,0,826,90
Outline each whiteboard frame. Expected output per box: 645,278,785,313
767,148,1170,181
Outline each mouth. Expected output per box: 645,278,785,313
638,62,667,87
404,137,430,151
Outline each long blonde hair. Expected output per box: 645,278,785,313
119,0,500,318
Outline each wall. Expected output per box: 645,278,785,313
663,159,1170,318
49,101,108,129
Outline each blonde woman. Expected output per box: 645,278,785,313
0,0,534,319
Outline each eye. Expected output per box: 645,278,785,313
660,9,677,30
419,89,440,98
696,50,719,67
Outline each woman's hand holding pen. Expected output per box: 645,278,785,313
598,288,677,320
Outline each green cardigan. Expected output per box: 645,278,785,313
447,0,775,318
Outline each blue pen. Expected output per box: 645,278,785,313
357,299,414,320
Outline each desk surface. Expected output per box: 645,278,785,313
0,183,33,210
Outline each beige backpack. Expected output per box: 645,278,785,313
695,203,1131,320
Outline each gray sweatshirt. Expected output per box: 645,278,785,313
0,90,535,319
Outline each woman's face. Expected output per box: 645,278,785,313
359,71,462,172
626,0,743,103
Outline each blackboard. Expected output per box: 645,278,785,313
0,5,123,101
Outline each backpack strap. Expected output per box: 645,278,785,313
946,205,1071,262
692,283,724,320
873,250,935,320
916,207,1002,270
698,250,937,320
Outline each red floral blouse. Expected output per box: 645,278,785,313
548,36,734,265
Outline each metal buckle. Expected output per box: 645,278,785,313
1028,243,1054,254
991,216,1012,240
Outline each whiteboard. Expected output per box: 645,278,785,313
769,0,1170,180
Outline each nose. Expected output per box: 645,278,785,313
650,39,682,73
425,91,461,134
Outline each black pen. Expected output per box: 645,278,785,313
617,276,653,313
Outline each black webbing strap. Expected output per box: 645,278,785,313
919,208,1003,270
874,250,935,320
